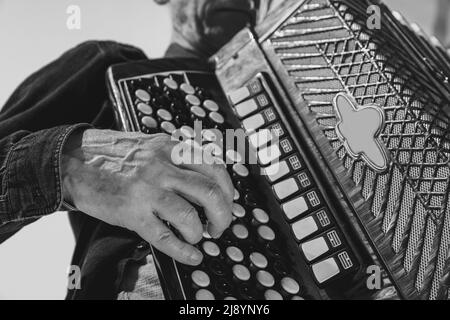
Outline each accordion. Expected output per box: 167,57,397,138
107,0,450,300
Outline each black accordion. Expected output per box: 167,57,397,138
107,0,450,300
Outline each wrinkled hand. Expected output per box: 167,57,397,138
61,129,234,266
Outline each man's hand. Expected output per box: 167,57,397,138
61,129,234,266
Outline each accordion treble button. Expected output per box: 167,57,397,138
311,258,340,284
242,113,265,132
257,144,281,166
273,178,299,201
301,237,330,262
235,99,258,118
249,129,273,149
291,216,319,241
229,87,252,105
282,195,309,220
135,89,150,103
141,116,158,129
262,161,290,183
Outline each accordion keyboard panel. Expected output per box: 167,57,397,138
108,64,374,300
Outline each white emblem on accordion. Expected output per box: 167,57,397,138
333,93,390,172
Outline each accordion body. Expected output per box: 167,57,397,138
108,0,450,300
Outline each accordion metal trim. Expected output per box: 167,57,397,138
255,0,450,299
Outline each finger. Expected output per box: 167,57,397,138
169,142,234,204
139,217,203,266
165,170,233,238
153,192,203,244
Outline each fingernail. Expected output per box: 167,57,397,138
191,250,203,264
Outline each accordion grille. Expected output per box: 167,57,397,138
268,0,450,299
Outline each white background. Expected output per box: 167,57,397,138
0,0,445,299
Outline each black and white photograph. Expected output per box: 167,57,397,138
1,0,450,305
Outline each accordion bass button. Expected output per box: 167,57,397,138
157,109,173,122
231,203,246,218
209,112,225,125
257,225,276,242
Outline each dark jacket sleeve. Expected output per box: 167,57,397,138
0,41,147,242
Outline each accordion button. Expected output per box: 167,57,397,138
273,178,299,201
256,270,275,288
163,78,178,91
135,89,150,103
190,106,206,119
185,94,201,106
226,246,244,263
202,129,219,142
157,109,173,122
249,252,268,269
195,289,215,300
228,87,251,105
281,277,300,295
233,189,240,201
180,126,196,139
209,112,225,125
257,225,276,241
180,83,196,95
232,203,246,218
301,237,330,262
191,270,210,288
252,208,269,224
141,116,158,129
311,258,340,284
203,99,220,112
291,216,319,241
137,103,153,115
232,224,249,240
264,289,283,300
232,264,251,281
261,161,290,183
242,113,265,132
226,150,243,163
257,144,281,166
282,196,309,220
249,129,273,149
235,99,258,118
202,241,220,257
233,163,249,177
161,121,176,135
